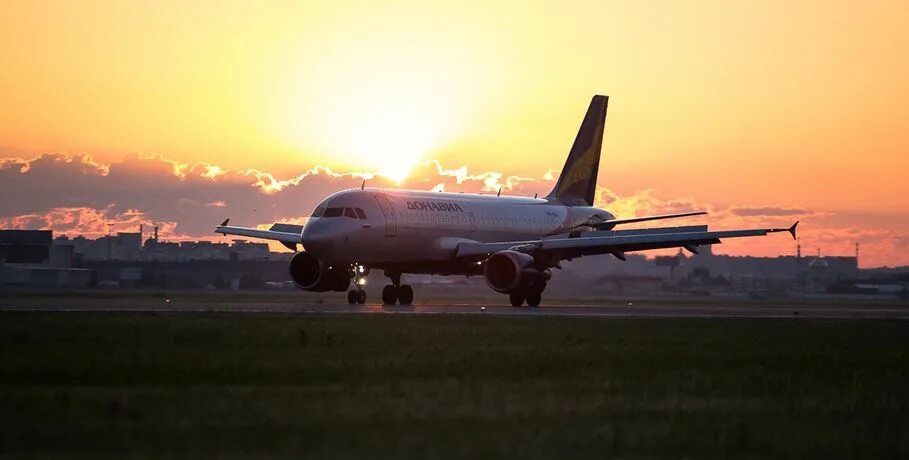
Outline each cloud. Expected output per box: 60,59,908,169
0,206,181,240
595,187,709,219
0,153,536,239
404,160,540,195
199,164,226,180
1,152,906,267
730,206,811,217
242,165,376,194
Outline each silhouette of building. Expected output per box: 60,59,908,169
673,245,857,292
0,230,52,264
50,232,276,262
0,230,93,287
0,227,875,294
54,232,142,261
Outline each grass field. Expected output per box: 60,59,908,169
1,313,908,458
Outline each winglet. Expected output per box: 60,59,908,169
767,220,799,240
219,218,229,227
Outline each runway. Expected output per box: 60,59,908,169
2,299,907,319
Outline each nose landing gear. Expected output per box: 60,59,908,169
346,264,368,305
382,271,414,305
346,289,366,305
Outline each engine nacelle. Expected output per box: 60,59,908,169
289,251,350,292
483,250,551,294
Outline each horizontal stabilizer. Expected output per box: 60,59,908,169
553,211,708,235
604,211,708,227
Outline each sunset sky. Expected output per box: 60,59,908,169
1,1,907,267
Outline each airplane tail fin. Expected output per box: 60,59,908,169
545,95,608,206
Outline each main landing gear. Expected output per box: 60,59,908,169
346,264,368,305
508,283,546,307
382,271,414,305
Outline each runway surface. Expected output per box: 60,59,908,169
2,299,907,319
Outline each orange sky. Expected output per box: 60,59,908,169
1,1,908,265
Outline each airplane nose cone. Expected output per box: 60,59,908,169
301,223,333,256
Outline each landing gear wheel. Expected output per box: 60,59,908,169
398,285,414,305
526,291,542,307
382,285,398,305
356,290,367,304
347,290,358,305
509,293,525,307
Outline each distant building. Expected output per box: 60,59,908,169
1,230,93,287
54,232,142,261
229,240,271,261
0,230,52,264
50,232,280,262
4,227,871,295
671,244,858,292
139,239,274,262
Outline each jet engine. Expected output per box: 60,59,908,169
483,250,551,294
289,251,350,292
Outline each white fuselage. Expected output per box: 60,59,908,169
302,188,614,269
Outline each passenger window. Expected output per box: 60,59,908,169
354,208,367,219
323,207,343,218
344,208,357,218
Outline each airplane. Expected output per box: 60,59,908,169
215,95,797,307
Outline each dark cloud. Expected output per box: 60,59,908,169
4,153,908,266
895,235,909,248
730,206,810,217
0,153,551,237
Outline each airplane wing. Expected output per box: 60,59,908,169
457,222,798,261
213,219,303,248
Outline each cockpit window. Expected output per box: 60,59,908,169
323,207,343,218
314,206,364,219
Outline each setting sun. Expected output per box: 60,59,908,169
355,105,432,183
303,97,446,183
266,65,466,181
258,6,497,181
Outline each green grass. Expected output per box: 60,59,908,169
1,313,908,458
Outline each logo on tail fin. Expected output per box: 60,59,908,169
546,95,608,206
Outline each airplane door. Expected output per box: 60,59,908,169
468,212,477,232
375,195,397,237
